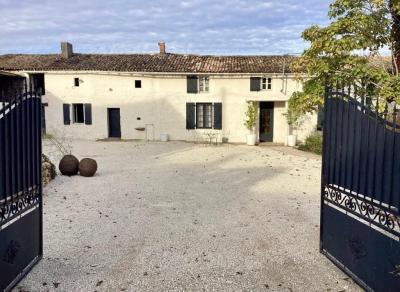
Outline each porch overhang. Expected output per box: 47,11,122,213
0,71,25,78
246,92,289,102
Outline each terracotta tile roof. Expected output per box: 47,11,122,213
0,53,297,74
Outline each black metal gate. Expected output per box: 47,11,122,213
321,85,400,291
0,88,42,292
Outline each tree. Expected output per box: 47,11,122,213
243,101,258,131
390,0,400,66
288,0,400,120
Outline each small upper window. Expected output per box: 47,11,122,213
74,78,80,87
135,80,142,88
262,77,272,90
72,103,84,123
199,76,209,93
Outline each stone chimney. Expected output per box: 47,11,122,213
158,42,166,54
61,42,73,58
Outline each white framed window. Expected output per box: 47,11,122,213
196,103,213,128
262,77,272,90
199,76,209,93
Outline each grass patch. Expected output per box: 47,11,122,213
298,132,323,155
42,133,54,139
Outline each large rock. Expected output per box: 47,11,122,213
42,154,56,186
79,158,98,177
59,154,79,176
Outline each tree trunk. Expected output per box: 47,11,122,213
390,0,400,73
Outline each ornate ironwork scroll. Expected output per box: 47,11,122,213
324,185,400,237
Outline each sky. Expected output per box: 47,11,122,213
0,0,332,55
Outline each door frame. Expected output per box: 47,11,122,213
107,108,121,138
259,101,274,142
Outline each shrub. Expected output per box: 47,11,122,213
243,101,258,131
298,132,323,155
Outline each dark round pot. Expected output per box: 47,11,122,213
59,154,79,176
79,158,98,177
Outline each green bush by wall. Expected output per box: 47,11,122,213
298,132,323,155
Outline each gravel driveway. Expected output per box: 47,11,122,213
16,140,361,292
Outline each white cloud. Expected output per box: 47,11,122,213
0,0,332,55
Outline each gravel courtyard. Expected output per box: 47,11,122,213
16,140,360,292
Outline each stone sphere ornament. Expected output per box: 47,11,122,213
79,158,98,177
59,154,79,176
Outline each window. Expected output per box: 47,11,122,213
187,75,210,93
64,103,92,125
74,78,80,87
250,77,272,91
199,76,209,93
196,103,213,128
73,104,84,123
30,73,45,95
186,102,222,130
262,77,272,90
135,80,142,88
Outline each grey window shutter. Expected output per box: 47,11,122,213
63,104,70,125
250,77,261,91
187,76,198,94
213,103,222,130
84,103,92,125
186,103,196,129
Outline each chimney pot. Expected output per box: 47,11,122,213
158,42,166,54
61,42,73,58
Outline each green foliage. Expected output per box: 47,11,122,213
298,132,323,155
284,101,304,130
42,133,54,139
243,101,258,131
288,0,400,118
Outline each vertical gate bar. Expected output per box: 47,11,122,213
30,81,35,192
3,90,9,201
10,91,16,201
370,94,379,202
341,83,346,187
320,85,329,251
342,84,351,189
26,82,30,191
22,80,27,191
326,86,332,184
0,91,2,200
332,82,339,188
362,86,371,197
35,91,39,188
378,103,388,206
1,90,5,201
38,91,43,256
388,105,397,208
32,90,36,191
338,84,344,187
32,89,37,192
16,85,21,199
27,84,32,190
356,83,365,198
349,85,357,197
